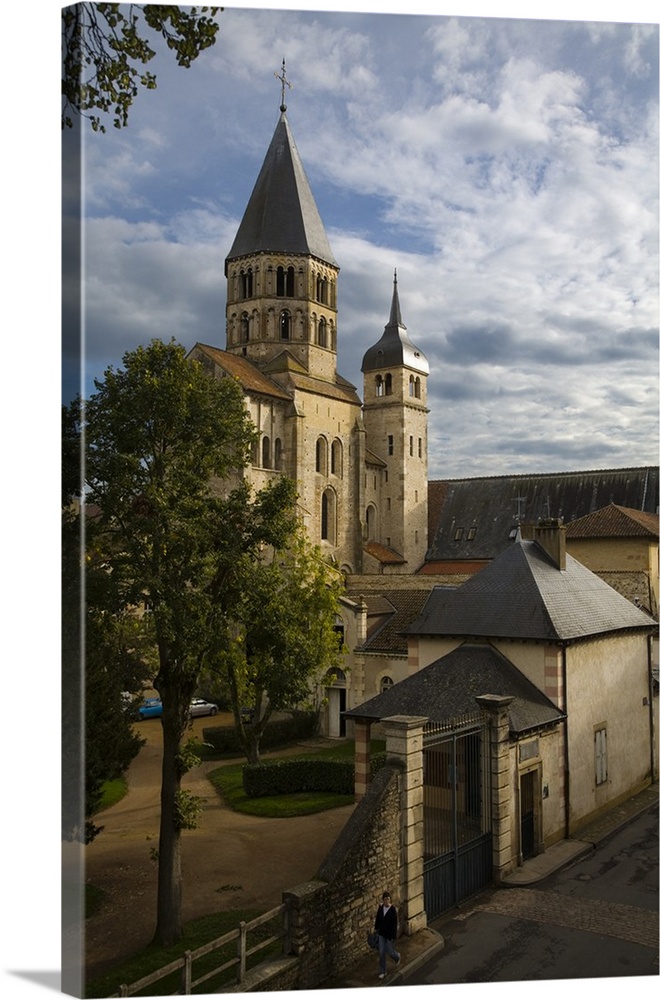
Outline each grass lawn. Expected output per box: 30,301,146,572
97,776,128,812
208,741,384,817
85,909,273,998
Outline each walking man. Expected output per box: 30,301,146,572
374,891,401,979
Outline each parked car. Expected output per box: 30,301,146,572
138,697,163,720
189,698,219,718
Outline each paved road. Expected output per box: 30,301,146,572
407,807,659,985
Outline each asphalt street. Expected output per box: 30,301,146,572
407,806,658,986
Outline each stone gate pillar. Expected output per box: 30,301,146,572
353,719,371,800
476,695,514,884
383,715,428,935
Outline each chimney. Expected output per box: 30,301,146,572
531,517,566,571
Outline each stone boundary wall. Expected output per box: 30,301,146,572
264,763,404,991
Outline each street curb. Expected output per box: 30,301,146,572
385,929,446,986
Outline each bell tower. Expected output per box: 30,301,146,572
224,63,339,382
361,273,429,571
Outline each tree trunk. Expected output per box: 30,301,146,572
153,704,184,945
152,664,196,946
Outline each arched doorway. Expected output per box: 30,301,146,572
325,667,347,738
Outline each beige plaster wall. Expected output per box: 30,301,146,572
564,634,653,830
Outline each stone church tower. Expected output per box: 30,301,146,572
362,273,429,573
190,86,429,576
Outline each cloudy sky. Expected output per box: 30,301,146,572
61,2,659,481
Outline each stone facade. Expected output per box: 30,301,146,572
190,107,429,578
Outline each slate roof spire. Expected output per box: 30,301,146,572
225,65,336,268
361,271,429,374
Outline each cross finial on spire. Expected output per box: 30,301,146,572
275,58,292,112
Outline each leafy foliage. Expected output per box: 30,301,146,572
213,533,346,763
62,397,148,844
62,4,221,132
84,338,257,943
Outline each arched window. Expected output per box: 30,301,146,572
240,268,253,298
286,266,295,296
385,373,393,396
316,436,328,475
415,377,421,399
409,375,415,397
380,676,394,693
375,375,384,397
316,274,328,304
276,266,285,296
280,310,291,340
331,439,342,477
366,503,377,540
241,312,249,343
261,436,271,468
274,438,283,470
318,317,327,348
321,488,336,543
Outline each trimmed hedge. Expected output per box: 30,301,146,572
202,710,318,756
242,750,388,798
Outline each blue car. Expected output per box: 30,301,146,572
138,697,163,720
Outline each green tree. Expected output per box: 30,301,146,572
62,3,221,132
217,533,346,764
62,398,148,844
83,339,297,945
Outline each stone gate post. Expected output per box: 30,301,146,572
476,694,515,884
383,715,428,934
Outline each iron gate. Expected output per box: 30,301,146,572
423,715,492,919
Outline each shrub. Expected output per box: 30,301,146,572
242,749,388,798
202,709,318,756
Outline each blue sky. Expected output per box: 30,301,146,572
61,1,659,480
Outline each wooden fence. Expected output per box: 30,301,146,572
110,901,292,997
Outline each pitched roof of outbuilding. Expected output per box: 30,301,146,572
407,539,655,643
344,642,565,737
355,589,432,654
565,503,659,539
225,111,337,267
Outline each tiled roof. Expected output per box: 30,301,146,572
426,467,659,563
191,344,292,401
285,371,362,406
407,539,655,643
565,503,659,539
345,642,565,736
354,589,433,654
363,541,406,565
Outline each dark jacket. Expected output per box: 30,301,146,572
375,903,397,941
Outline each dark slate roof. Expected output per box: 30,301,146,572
361,274,429,375
344,642,565,737
426,467,659,563
565,503,659,540
226,111,336,267
407,539,656,643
